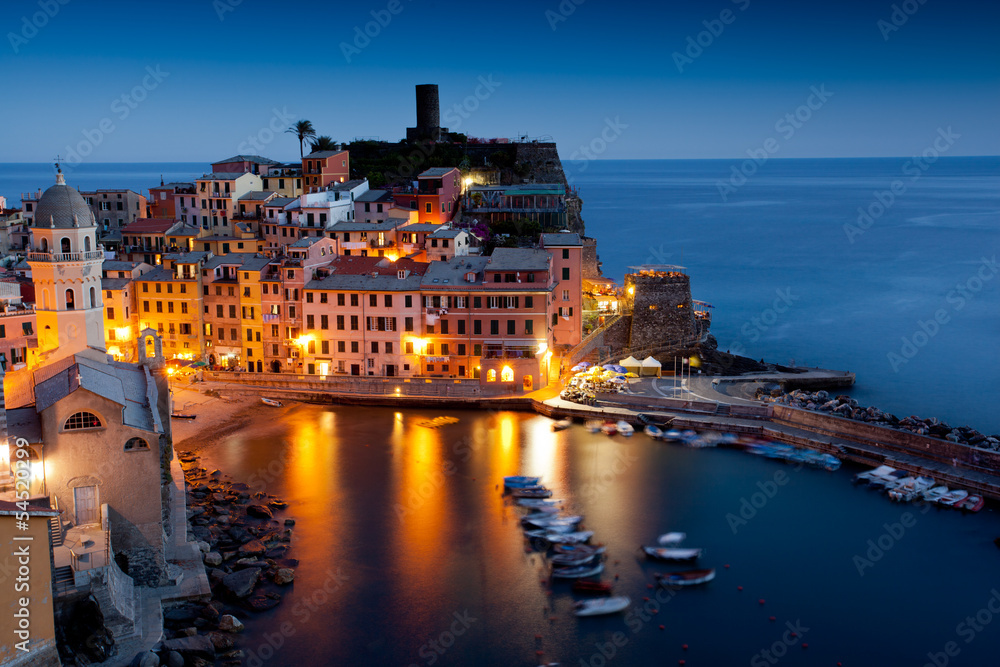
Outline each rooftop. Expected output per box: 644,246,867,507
213,155,281,165
329,217,411,232
122,218,176,234
420,257,490,287
401,223,446,233
303,150,347,160
198,172,253,181
419,167,459,178
486,247,552,272
267,197,298,208
239,190,278,201
428,228,464,239
540,232,582,247
356,189,394,203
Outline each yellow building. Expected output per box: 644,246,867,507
101,260,153,362
135,253,208,361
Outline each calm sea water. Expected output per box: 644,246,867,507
191,405,1000,667
2,157,997,433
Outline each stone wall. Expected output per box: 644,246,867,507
624,273,696,351
581,236,602,279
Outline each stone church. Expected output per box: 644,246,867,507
2,167,174,586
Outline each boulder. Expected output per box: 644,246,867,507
162,651,184,667
274,568,295,585
218,614,244,633
161,635,215,660
246,595,281,612
222,568,260,598
247,504,273,519
284,518,295,526
131,651,160,667
204,552,223,567
209,632,236,652
239,540,267,557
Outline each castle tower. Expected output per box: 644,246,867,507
26,166,106,368
623,265,697,353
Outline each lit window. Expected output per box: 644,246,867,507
487,369,497,382
64,411,102,430
501,366,514,382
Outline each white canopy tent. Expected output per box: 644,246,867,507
618,356,642,374
640,356,662,377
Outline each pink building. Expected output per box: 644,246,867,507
540,232,584,350
417,167,462,225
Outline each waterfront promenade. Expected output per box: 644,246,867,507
170,368,1000,502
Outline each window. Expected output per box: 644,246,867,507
507,320,515,335
156,301,163,313
458,343,466,355
441,320,449,334
525,320,534,334
562,267,570,280
351,341,359,353
350,294,359,307
474,297,481,308
404,317,413,332
426,324,435,334
426,203,432,213
306,292,314,303
64,411,102,430
405,295,412,308
474,344,482,356
106,307,115,319
217,305,224,318
457,320,465,335
338,294,345,306
307,315,315,329
427,364,435,372
487,369,496,382
321,293,328,304
525,296,534,309
405,342,413,354
562,249,570,259
350,315,358,330
386,342,393,354
322,341,330,354
337,315,345,330
371,341,378,353
563,290,570,301
501,366,514,382
124,437,149,451
474,320,481,335
490,320,499,335
321,315,329,330
441,343,450,355
385,294,393,307
338,341,346,353
143,301,150,313
493,273,501,283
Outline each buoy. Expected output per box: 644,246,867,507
682,644,688,651
802,643,808,649
769,616,776,622
737,586,743,591
758,599,765,605
643,597,649,601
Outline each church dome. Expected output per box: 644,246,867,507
31,169,96,229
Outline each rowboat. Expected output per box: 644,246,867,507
644,425,664,440
662,429,685,442
504,475,541,488
523,515,583,528
530,530,593,544
517,498,563,508
854,465,895,485
170,413,197,420
550,552,599,567
616,420,634,437
655,568,716,587
553,544,605,556
921,486,949,503
511,487,553,498
657,532,686,546
938,489,969,507
888,476,935,502
601,421,617,436
574,595,630,616
641,546,702,562
871,470,909,491
522,510,561,522
261,398,282,407
573,579,613,595
958,495,985,513
552,418,572,431
552,562,604,579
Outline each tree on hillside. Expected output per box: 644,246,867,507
310,136,339,152
286,120,316,159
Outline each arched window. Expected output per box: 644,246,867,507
64,412,102,430
124,437,149,451
89,287,96,308
501,366,514,382
40,238,48,253
61,237,71,253
65,289,75,310
486,369,497,382
84,236,91,251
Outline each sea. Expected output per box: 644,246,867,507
2,157,997,433
4,159,999,665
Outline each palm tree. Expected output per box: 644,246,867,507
309,136,339,153
286,120,316,159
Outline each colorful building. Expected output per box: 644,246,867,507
302,150,350,192
417,167,462,225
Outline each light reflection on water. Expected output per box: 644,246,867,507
191,404,1000,667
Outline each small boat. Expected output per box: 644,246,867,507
552,418,572,431
938,489,969,507
553,544,605,556
261,398,282,407
504,475,541,488
552,562,604,579
573,596,631,616
921,486,949,503
889,476,934,502
417,416,459,428
662,429,685,442
854,465,896,485
657,532,686,546
655,568,716,587
601,421,617,436
511,488,553,499
585,419,603,433
642,546,702,562
886,476,916,499
170,413,197,420
523,514,583,527
644,425,664,440
616,420,634,437
538,530,594,544
517,498,563,508
522,510,561,521
871,470,909,491
551,552,599,567
573,579,613,595
959,495,985,513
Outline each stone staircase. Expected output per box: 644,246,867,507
91,577,138,640
52,565,76,595
49,515,66,547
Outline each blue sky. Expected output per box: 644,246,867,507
2,0,997,162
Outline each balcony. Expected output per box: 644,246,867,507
233,212,261,220
27,250,105,262
370,238,394,249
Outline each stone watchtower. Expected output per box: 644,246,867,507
623,265,697,352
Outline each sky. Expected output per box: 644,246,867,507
1,0,998,162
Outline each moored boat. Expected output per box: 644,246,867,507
537,530,594,544
854,465,895,484
552,418,572,431
553,544,605,556
261,397,282,407
601,421,617,436
573,579,613,595
641,546,702,562
517,498,562,508
616,420,634,437
585,419,603,433
922,486,949,503
504,475,541,488
170,413,197,420
511,487,553,498
644,425,664,439
657,532,686,546
958,494,985,513
552,562,604,579
655,568,716,587
938,489,969,507
573,595,630,616
662,429,684,442
551,552,599,567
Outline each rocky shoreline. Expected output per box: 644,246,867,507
131,449,297,667
760,389,1000,452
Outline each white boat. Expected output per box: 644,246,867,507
574,596,631,616
922,486,949,502
516,498,563,508
888,476,927,502
662,429,684,442
551,562,604,579
616,420,634,437
854,465,895,484
524,516,583,530
552,418,572,431
657,532,686,546
551,551,600,566
655,568,716,587
641,546,702,562
261,397,282,407
585,420,603,433
601,421,617,436
873,470,910,491
538,530,594,544
644,425,664,439
938,489,969,507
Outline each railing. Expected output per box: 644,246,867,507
370,238,395,248
203,370,501,398
27,250,105,262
